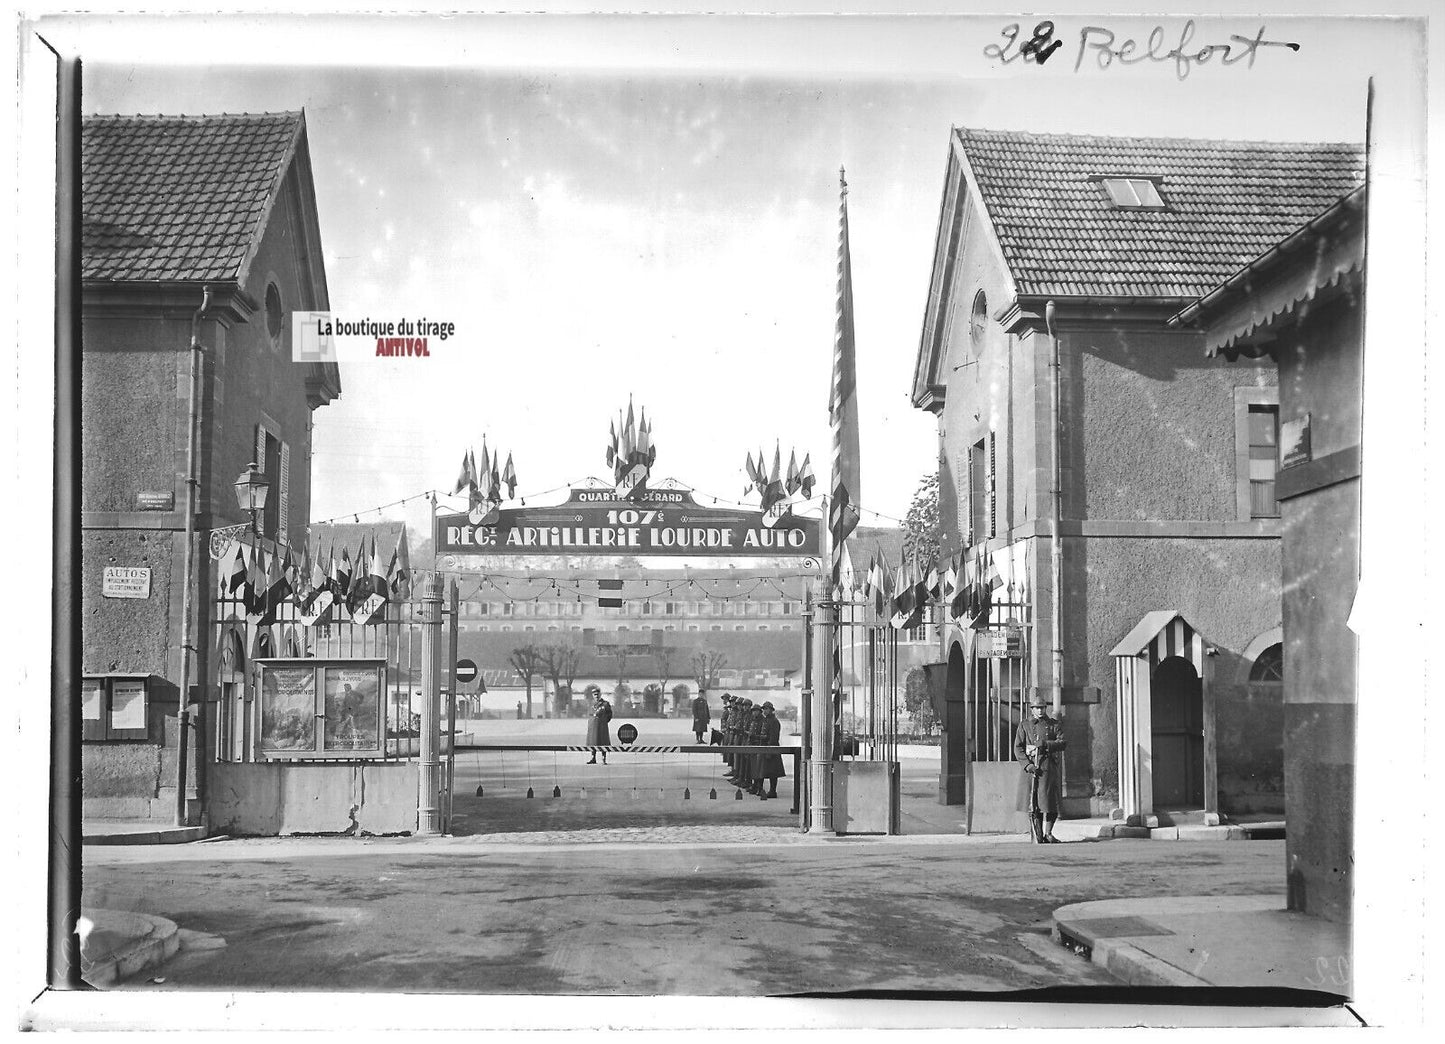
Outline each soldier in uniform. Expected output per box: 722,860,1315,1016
692,688,711,744
719,694,735,772
585,694,613,765
1014,692,1067,843
756,702,786,800
748,704,770,796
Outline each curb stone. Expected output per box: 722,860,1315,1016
80,911,181,987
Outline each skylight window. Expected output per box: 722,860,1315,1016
1098,177,1167,210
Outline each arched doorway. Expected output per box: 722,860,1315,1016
1150,655,1203,808
938,641,968,805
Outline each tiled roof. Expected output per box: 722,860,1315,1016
956,128,1365,299
82,112,302,283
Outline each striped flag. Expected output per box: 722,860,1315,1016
502,452,517,500
798,454,816,499
888,562,911,630
225,541,247,598
828,167,861,593
453,450,473,496
606,419,618,470
785,451,800,496
388,526,412,600
763,445,785,511
838,540,857,597
332,544,352,603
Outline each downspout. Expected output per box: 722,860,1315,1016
175,286,211,827
1045,300,1064,717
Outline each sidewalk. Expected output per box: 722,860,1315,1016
1053,895,1351,993
83,821,209,846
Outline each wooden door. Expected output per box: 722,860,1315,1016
1150,656,1203,807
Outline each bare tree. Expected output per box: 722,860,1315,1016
540,642,580,717
508,644,545,719
690,649,727,691
654,646,675,714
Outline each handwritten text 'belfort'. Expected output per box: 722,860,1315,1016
984,20,1301,79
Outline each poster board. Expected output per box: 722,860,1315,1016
256,659,385,759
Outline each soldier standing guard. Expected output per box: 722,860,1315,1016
720,694,735,772
756,702,786,800
1014,692,1067,843
692,688,711,745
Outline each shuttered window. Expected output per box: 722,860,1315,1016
278,441,291,547
986,430,997,539
969,437,988,545
254,421,290,546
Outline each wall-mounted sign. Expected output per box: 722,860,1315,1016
976,627,1024,658
437,487,819,558
102,566,152,599
1280,413,1312,470
136,490,175,510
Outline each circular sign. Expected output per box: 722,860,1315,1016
616,723,638,746
455,659,478,684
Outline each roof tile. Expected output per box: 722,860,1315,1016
82,111,302,284
958,128,1365,299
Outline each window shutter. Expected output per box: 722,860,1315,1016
255,424,267,472
963,447,974,547
278,441,291,548
987,431,997,539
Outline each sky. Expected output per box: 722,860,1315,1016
76,14,1373,543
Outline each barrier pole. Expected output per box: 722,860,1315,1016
416,571,443,835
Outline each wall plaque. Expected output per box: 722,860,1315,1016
102,566,152,599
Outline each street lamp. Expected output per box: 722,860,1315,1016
233,462,270,539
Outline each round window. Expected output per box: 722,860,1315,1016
264,283,284,345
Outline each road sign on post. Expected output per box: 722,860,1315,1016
455,658,478,684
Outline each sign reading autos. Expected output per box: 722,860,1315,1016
437,488,819,557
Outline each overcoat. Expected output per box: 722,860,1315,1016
758,713,786,780
1013,713,1065,816
743,711,766,781
692,695,711,731
585,700,613,746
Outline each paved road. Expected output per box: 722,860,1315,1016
83,836,1285,996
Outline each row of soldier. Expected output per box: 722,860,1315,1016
710,692,785,800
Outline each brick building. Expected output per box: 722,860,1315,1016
81,111,340,822
909,128,1363,826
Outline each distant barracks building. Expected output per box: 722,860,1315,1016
911,128,1363,828
80,111,340,821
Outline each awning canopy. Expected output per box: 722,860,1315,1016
1110,610,1207,674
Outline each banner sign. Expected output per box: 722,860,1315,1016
437,487,819,557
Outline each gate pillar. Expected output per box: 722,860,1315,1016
807,577,835,833
417,571,444,835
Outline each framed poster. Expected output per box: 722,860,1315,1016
256,659,385,759
258,663,316,753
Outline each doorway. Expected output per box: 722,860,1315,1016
1150,655,1203,807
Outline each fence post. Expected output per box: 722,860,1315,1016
808,575,835,833
417,571,443,835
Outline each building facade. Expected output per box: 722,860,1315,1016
1173,186,1365,923
81,111,340,821
911,128,1363,823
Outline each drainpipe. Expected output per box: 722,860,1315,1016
1045,300,1064,717
176,285,211,827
